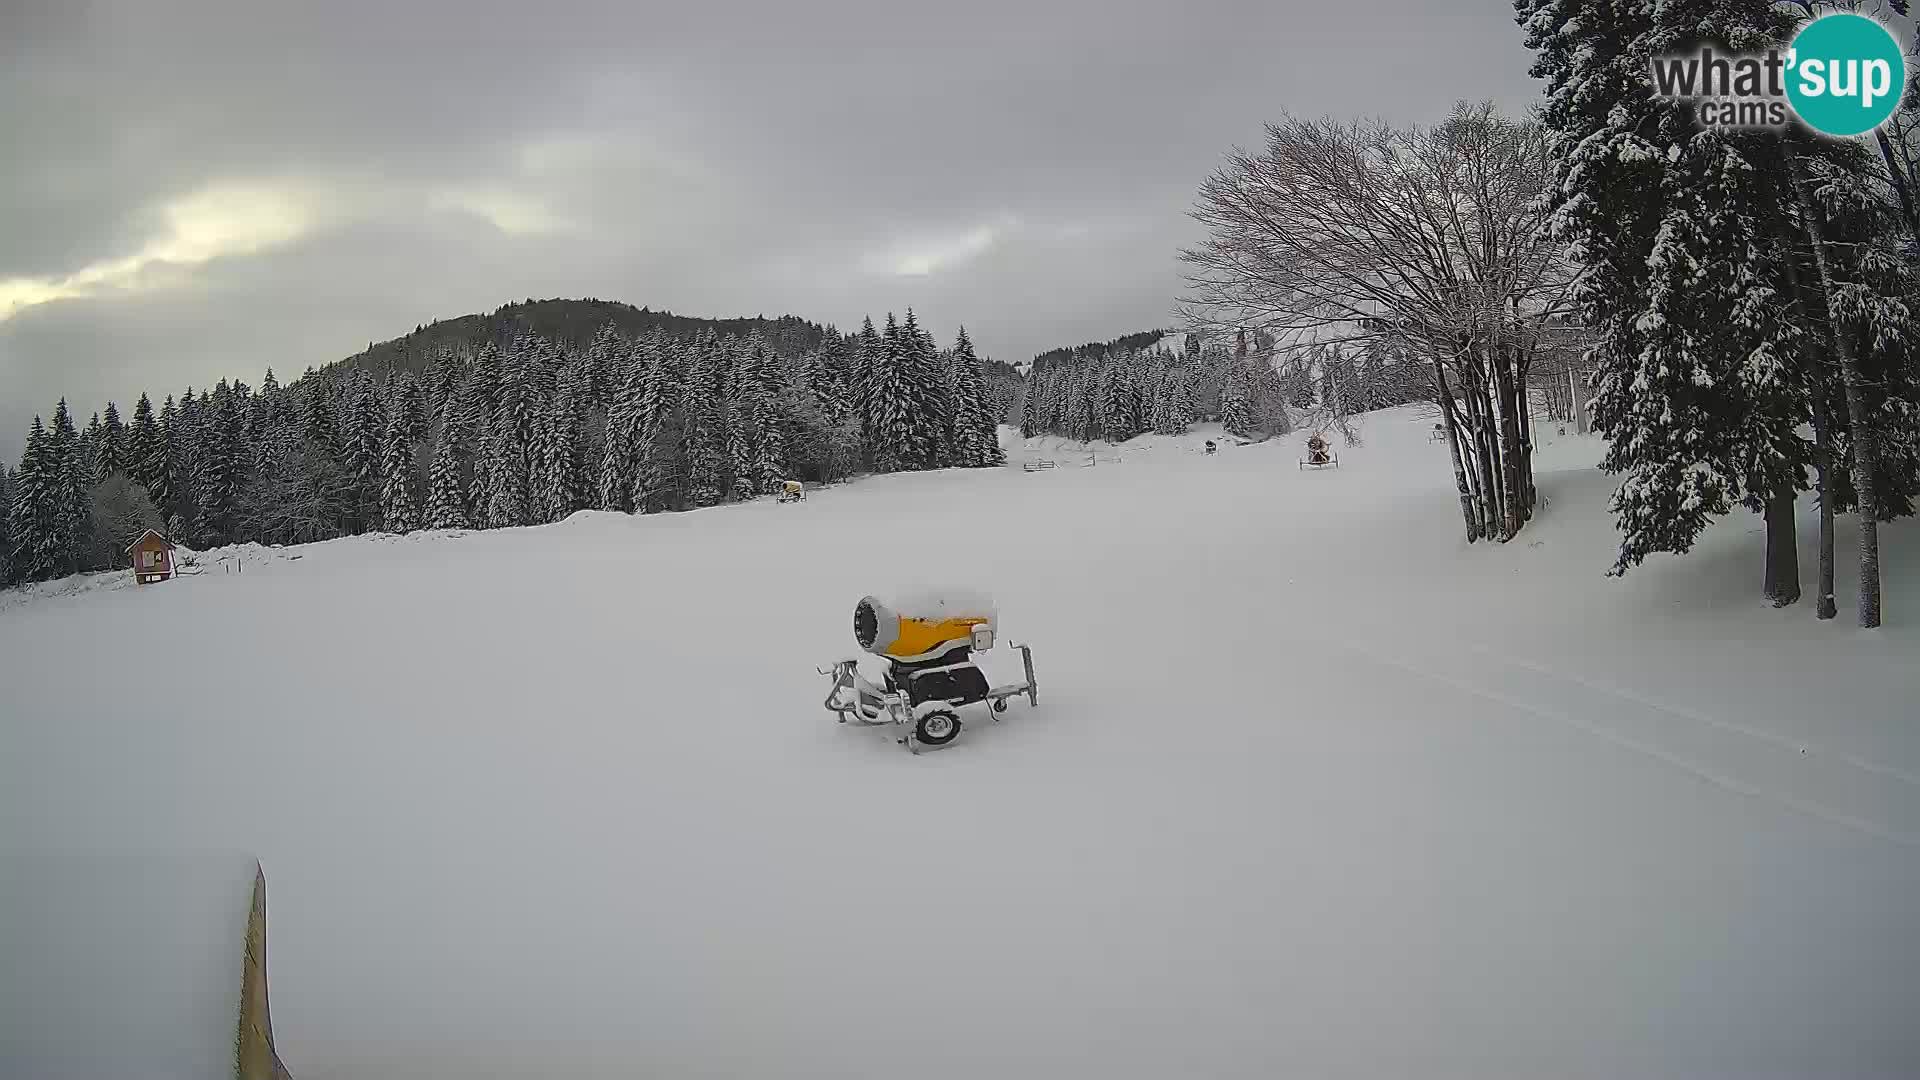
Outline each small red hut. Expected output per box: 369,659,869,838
128,529,176,584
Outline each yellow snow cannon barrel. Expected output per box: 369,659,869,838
853,590,997,662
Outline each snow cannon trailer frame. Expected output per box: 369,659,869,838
818,594,1039,754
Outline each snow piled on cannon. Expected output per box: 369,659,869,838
878,586,997,624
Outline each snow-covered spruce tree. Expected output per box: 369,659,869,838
598,376,638,514
1220,356,1253,438
191,381,245,548
1164,361,1183,435
172,387,204,529
257,370,301,483
146,395,183,526
1522,0,1812,596
556,359,597,513
631,337,688,512
302,377,338,458
929,325,960,467
585,322,626,414
0,467,14,588
424,351,462,432
808,334,852,425
897,310,946,469
1121,351,1152,434
496,335,545,490
681,334,726,507
1018,364,1044,438
466,436,492,527
721,338,756,499
462,342,504,437
378,414,421,533
736,337,787,494
481,410,529,528
9,419,61,581
48,401,88,573
389,371,427,444
855,316,882,459
863,313,914,472
949,327,1003,466
1285,363,1315,409
81,413,103,483
127,393,161,492
249,371,276,476
96,402,126,480
1098,361,1131,442
1060,362,1088,441
340,371,384,532
425,426,470,530
530,394,584,523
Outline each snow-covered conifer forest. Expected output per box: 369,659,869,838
0,302,1014,584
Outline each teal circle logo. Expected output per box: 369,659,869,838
1786,13,1905,137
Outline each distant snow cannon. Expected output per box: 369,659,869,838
821,588,1038,753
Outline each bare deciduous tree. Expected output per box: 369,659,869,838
1181,102,1579,542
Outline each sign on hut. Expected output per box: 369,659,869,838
128,529,176,584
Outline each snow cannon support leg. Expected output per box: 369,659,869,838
820,660,895,725
1018,643,1037,707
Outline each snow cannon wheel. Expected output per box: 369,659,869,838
991,698,1008,714
916,709,961,746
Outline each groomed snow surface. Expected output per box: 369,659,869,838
4,406,1917,1080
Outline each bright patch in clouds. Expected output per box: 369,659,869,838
0,182,321,321
427,187,573,236
863,218,1011,278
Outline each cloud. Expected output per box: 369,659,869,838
0,181,324,321
426,187,574,236
2,0,1550,461
862,218,1012,278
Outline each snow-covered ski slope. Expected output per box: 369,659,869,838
4,406,1917,1080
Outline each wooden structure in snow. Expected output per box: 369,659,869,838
128,529,176,584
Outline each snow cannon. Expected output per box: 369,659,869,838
853,592,996,661
820,588,1038,754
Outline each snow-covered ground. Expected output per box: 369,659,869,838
4,406,1917,1079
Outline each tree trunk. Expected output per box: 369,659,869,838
1811,388,1839,621
1458,358,1489,527
1464,371,1506,540
1763,483,1801,607
1494,351,1526,538
1517,377,1538,517
1874,128,1920,242
1433,359,1481,542
1777,214,1838,622
1792,156,1883,628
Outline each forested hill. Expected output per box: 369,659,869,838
1030,329,1172,371
329,299,835,379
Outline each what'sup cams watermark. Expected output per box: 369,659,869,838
1651,12,1907,137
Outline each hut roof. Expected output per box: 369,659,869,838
126,529,175,553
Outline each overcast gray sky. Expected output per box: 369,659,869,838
0,0,1540,455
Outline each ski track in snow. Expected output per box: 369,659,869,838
1458,640,1920,792
1313,635,1918,849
